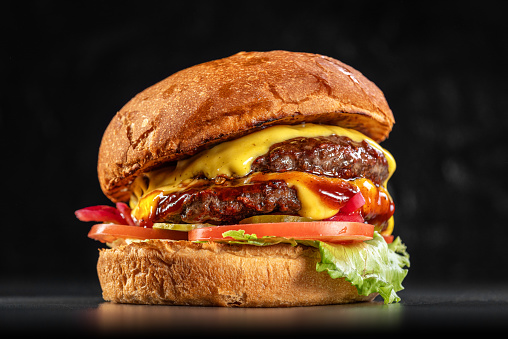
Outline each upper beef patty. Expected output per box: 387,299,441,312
251,135,389,186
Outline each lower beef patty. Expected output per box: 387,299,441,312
147,136,390,226
153,180,302,225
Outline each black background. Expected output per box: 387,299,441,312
2,1,507,291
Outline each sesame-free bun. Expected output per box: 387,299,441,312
97,240,376,306
98,51,394,202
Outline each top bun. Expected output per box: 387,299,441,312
98,51,394,202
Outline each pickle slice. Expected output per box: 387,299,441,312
239,215,314,224
152,223,213,231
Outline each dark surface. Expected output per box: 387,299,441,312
1,281,508,334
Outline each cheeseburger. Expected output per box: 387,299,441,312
76,50,409,306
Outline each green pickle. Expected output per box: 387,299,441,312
239,215,314,224
152,223,213,231
153,215,313,231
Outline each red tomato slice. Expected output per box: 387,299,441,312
88,224,188,243
188,221,374,244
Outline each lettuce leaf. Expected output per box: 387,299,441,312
315,232,409,304
221,230,410,304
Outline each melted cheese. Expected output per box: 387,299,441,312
130,123,396,221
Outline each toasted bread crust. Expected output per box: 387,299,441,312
97,240,376,307
98,51,394,202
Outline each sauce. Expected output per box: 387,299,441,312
355,178,395,226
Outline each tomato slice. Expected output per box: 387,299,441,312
188,221,374,244
88,223,387,245
88,224,188,243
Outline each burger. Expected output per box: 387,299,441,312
76,50,409,307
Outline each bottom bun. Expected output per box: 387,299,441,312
97,240,377,307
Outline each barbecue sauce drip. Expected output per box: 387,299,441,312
355,178,394,227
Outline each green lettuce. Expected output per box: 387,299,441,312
220,230,410,304
315,233,409,304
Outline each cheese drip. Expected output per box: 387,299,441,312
130,123,396,221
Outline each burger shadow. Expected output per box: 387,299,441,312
90,298,402,335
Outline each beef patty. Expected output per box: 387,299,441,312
151,180,302,225
251,135,389,186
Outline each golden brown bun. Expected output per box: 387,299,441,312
98,51,394,202
97,240,376,307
